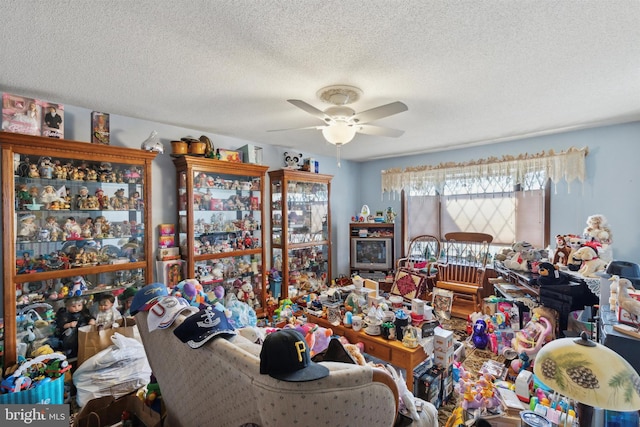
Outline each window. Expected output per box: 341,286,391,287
402,181,550,256
384,147,589,256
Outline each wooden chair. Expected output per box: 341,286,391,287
435,232,493,318
395,234,441,300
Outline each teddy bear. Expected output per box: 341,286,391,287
502,241,534,270
237,281,255,306
283,152,302,169
572,245,608,277
537,262,569,286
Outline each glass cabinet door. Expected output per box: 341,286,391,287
1,132,157,368
268,169,332,302
174,156,268,313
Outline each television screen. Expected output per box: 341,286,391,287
351,237,393,271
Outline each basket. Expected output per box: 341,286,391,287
0,374,65,405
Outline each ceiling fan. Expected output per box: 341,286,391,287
271,85,408,166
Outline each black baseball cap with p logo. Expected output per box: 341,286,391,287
259,329,329,382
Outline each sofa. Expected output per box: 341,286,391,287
135,311,399,427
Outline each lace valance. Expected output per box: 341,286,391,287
381,146,588,196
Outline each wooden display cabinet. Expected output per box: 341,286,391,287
1,132,157,367
173,156,268,314
268,169,332,302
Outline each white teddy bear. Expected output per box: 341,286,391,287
237,282,255,307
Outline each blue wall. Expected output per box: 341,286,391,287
359,122,640,265
15,103,640,278
59,105,361,279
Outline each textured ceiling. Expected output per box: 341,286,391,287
1,0,639,162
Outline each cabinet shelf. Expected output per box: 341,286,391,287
173,155,268,315
268,169,332,303
2,132,157,367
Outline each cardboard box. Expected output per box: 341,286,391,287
412,298,426,316
73,393,163,427
41,101,64,139
434,346,455,368
238,144,263,164
616,290,640,326
302,158,319,173
158,223,175,236
420,319,439,337
433,326,454,352
414,365,444,409
158,235,175,248
2,93,41,136
157,246,180,261
156,259,185,288
218,148,243,163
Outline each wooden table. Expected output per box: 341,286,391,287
307,314,428,390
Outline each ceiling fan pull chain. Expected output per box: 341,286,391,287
336,143,342,168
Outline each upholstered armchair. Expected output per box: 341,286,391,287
135,311,399,427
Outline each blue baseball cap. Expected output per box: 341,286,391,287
130,283,169,315
260,329,329,382
173,307,237,349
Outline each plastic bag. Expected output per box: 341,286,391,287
73,332,151,407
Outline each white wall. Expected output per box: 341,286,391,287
358,121,640,264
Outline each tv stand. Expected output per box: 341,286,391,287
349,222,395,276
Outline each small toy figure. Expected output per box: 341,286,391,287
110,188,129,210
472,319,489,349
43,216,63,241
64,216,82,240
38,157,54,179
18,213,38,240
385,207,397,223
76,186,90,209
16,183,31,209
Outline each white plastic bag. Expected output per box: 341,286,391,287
73,332,151,407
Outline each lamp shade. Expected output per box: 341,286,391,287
321,122,356,145
533,333,640,411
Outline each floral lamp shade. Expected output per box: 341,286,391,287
533,332,640,411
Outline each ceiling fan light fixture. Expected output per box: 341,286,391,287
321,122,357,145
317,85,363,105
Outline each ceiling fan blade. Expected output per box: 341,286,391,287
267,125,325,132
351,101,408,124
287,99,330,122
356,124,404,138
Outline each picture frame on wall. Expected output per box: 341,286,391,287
91,111,110,145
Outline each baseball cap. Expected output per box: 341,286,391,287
121,286,138,301
260,329,330,382
147,296,198,332
173,307,237,349
130,283,168,315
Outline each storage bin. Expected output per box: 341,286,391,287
0,374,64,405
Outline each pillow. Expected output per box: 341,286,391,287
390,268,428,301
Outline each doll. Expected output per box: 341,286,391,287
18,214,38,240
